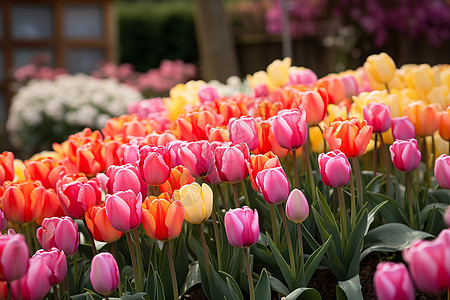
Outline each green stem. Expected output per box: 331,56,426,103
373,134,378,177
211,212,223,270
216,184,227,210
431,134,436,170
7,282,11,300
296,223,303,258
337,187,347,246
109,243,123,296
198,223,210,273
385,82,391,94
447,288,449,300
350,168,356,227
73,251,78,293
83,220,98,256
240,180,251,207
304,139,316,204
105,296,109,300
243,248,255,300
351,158,364,208
126,231,140,292
406,172,414,229
278,204,296,274
166,242,179,300
269,205,279,246
379,134,391,196
317,124,326,154
422,136,431,187
64,274,70,298
53,286,59,300
232,183,240,208
292,150,300,189
133,229,144,292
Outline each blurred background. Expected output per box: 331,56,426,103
0,0,449,155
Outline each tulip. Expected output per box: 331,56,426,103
105,190,142,232
403,229,450,294
363,103,391,133
435,154,450,189
317,76,346,104
36,217,79,256
391,117,416,141
167,140,187,167
173,182,213,224
159,165,195,197
0,233,29,282
246,152,281,192
439,106,450,141
11,256,52,300
341,75,360,99
254,83,269,97
267,57,291,87
272,108,308,150
289,68,317,86
256,167,290,205
178,141,215,178
373,262,414,300
90,252,120,295
323,117,373,158
207,125,230,143
33,248,67,285
318,150,351,187
253,119,289,158
228,116,259,151
119,142,140,164
285,189,309,223
389,139,421,172
444,206,450,227
139,145,171,186
364,52,396,83
214,142,250,183
224,206,259,249
1,180,46,223
198,85,218,103
85,203,123,243
37,188,65,225
297,89,329,125
404,64,437,97
0,151,14,185
403,101,440,137
58,178,102,219
0,209,8,231
142,197,185,241
97,163,147,197
24,156,66,189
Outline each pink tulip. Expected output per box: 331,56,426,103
391,117,416,140
0,233,29,282
297,89,328,125
198,85,218,103
119,142,140,164
285,189,309,223
11,256,52,300
256,167,290,204
289,68,318,86
224,206,259,249
228,116,259,151
105,190,142,232
58,178,102,219
254,84,269,97
389,139,421,172
139,145,171,186
272,108,308,150
167,140,187,168
97,163,147,197
0,209,8,231
33,248,67,285
341,75,359,99
318,150,351,187
374,262,414,300
90,252,119,295
435,154,450,189
178,141,214,178
36,217,79,256
403,228,450,294
363,103,391,133
214,142,250,183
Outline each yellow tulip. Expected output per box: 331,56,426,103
267,57,291,87
246,71,275,91
309,124,328,153
404,64,438,97
427,86,449,109
364,52,396,83
174,182,213,224
439,66,450,88
164,96,187,121
325,104,348,124
13,159,26,181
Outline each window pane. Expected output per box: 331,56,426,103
14,48,54,68
66,48,104,73
0,51,3,81
65,5,103,38
12,5,53,39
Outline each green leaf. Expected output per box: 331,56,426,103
180,262,201,296
268,275,290,296
336,275,363,300
366,200,388,234
343,209,367,279
145,262,165,300
254,269,271,300
120,292,151,300
208,267,236,300
266,233,295,290
361,223,434,260
284,287,322,300
367,191,408,224
302,236,332,286
70,293,101,300
225,276,244,300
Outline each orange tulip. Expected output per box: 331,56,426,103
216,100,242,124
206,125,229,143
24,157,67,189
143,132,177,147
297,88,329,125
248,99,282,120
37,189,65,225
323,117,373,158
439,106,450,141
0,152,14,185
141,197,185,241
159,166,195,197
102,114,153,140
403,101,440,136
318,76,346,104
173,110,222,141
1,180,45,223
246,152,281,192
85,203,123,243
253,119,289,158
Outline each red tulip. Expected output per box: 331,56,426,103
0,151,14,185
246,152,281,192
297,89,329,125
24,157,66,189
58,178,102,219
159,166,195,197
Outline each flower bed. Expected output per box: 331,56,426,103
0,53,449,300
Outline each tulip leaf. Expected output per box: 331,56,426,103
366,191,408,224
224,274,244,300
208,267,237,300
254,269,271,300
366,200,388,235
268,275,290,295
300,223,330,267
302,235,332,286
336,274,363,300
120,292,151,300
361,223,433,260
187,234,211,298
283,287,322,300
429,189,450,204
343,209,367,279
180,262,201,296
70,292,102,300
266,233,295,290
145,262,165,300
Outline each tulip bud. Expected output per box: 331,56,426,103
36,217,79,256
254,84,269,97
389,139,421,172
228,116,259,151
139,145,171,186
298,89,328,125
90,252,120,295
214,142,250,183
285,189,309,223
174,182,213,224
267,57,291,87
391,117,416,141
318,150,351,187
256,167,290,205
178,141,215,178
105,190,142,232
435,154,450,189
272,108,308,150
224,206,259,249
363,103,391,133
11,256,52,300
374,262,414,300
364,52,396,83
33,248,67,285
0,233,29,282
142,198,185,241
